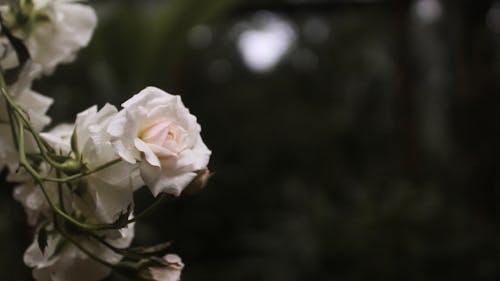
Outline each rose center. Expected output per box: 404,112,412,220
139,118,186,153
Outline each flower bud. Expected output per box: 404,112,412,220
183,168,212,195
58,158,84,175
147,254,184,281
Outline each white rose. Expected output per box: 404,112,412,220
148,254,184,281
11,162,60,226
13,161,136,281
108,86,211,197
40,104,142,223
0,62,52,172
0,36,19,69
23,222,134,281
1,0,97,73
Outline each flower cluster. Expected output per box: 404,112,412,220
0,1,211,281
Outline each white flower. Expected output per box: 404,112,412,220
1,0,97,73
12,163,58,226
148,254,184,281
15,107,138,279
13,159,136,281
40,104,142,223
13,182,45,225
108,86,211,197
23,222,134,281
0,36,19,69
0,62,52,172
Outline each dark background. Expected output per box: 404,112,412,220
2,0,500,280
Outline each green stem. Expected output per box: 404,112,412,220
127,193,169,224
42,158,122,183
6,101,19,151
56,170,65,213
15,113,122,231
2,88,70,171
55,225,115,269
86,231,144,261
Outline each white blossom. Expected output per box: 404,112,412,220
12,163,57,226
1,0,97,73
40,104,142,223
12,156,136,281
108,87,211,197
23,222,134,281
0,62,52,172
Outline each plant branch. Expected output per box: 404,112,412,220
127,193,169,224
42,158,122,183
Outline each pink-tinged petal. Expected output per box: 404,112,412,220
111,86,212,196
148,143,178,160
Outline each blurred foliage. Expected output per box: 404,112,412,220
2,0,500,280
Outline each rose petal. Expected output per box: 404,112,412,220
135,138,161,167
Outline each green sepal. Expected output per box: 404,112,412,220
70,127,81,160
58,158,84,175
112,205,133,228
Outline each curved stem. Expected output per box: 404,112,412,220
6,101,19,151
42,158,122,183
2,88,72,171
15,113,124,231
86,231,144,261
55,225,115,269
56,169,65,213
127,193,169,224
